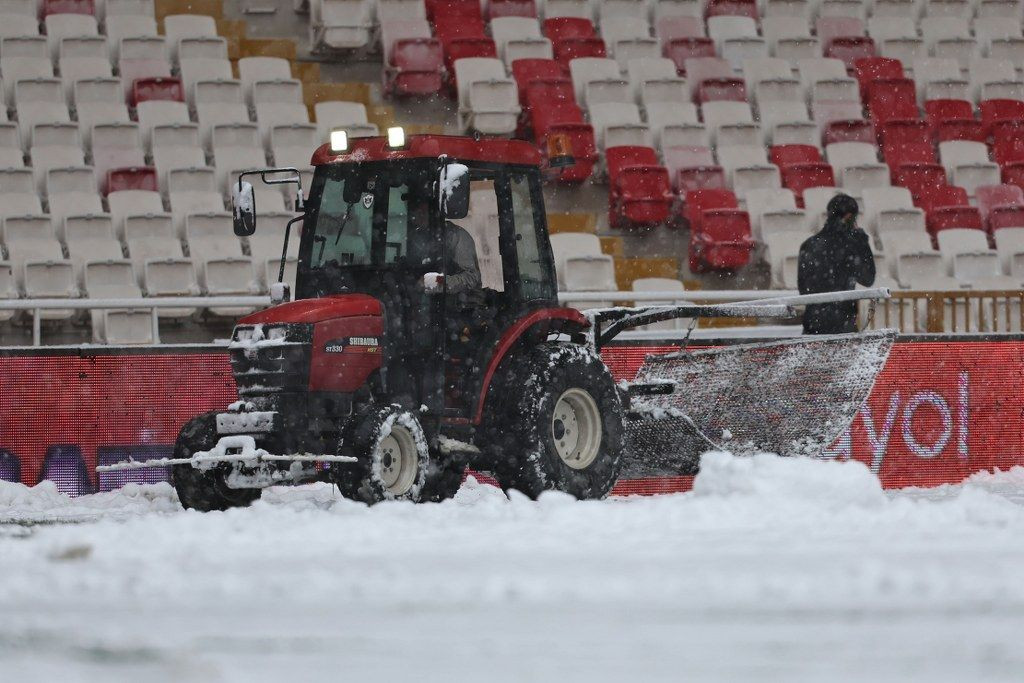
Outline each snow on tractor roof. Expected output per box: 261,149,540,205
310,134,543,167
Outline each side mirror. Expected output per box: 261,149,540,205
231,180,256,236
438,163,470,220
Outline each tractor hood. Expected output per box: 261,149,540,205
240,294,382,325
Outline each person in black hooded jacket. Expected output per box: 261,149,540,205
797,193,876,334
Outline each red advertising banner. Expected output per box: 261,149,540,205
0,341,1022,495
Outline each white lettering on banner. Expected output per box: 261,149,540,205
958,371,969,459
902,391,952,459
861,393,900,474
833,371,970,473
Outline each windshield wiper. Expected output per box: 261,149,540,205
333,200,358,246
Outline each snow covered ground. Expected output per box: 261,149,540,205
1,452,1023,683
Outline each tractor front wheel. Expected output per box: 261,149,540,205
486,343,625,499
171,412,262,512
331,405,463,504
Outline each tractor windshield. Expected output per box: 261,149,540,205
298,161,437,299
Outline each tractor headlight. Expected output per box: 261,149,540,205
330,129,349,153
266,326,289,341
387,126,406,148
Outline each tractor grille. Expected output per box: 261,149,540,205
229,323,313,398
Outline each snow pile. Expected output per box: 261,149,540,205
0,480,180,523
693,450,887,510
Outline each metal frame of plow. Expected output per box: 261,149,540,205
623,330,897,474
592,288,892,350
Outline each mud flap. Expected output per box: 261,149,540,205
622,330,896,475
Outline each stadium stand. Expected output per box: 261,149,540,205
1,0,1023,344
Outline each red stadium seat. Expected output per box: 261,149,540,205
664,38,716,76
443,38,498,76
884,141,937,168
427,0,483,20
543,17,606,65
1002,162,1024,194
976,184,1024,232
993,121,1024,165
105,166,157,195
924,99,974,137
854,57,904,99
664,146,725,193
511,59,567,104
487,0,537,19
685,188,736,230
980,98,1024,134
895,164,949,204
130,76,184,106
436,18,495,73
781,163,835,206
989,205,1024,232
685,189,751,272
879,119,931,147
524,78,579,138
823,119,876,146
388,38,444,96
927,206,984,236
867,79,918,125
554,37,607,65
918,183,968,214
42,0,93,15
543,17,596,41
770,144,822,167
705,0,757,18
606,146,674,228
935,118,985,143
825,37,877,69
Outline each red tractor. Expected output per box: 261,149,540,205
101,131,894,510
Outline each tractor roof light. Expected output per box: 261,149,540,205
546,132,575,168
387,126,406,148
330,129,349,153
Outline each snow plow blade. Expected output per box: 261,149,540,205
621,330,896,477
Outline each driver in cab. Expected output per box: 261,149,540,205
423,220,482,301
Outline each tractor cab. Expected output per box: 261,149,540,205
232,133,567,421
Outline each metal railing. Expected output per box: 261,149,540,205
0,297,270,346
1,288,1022,346
873,290,1024,334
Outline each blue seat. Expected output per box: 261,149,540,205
0,449,21,483
96,446,172,492
40,445,93,496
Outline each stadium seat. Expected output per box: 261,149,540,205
976,184,1024,233
589,102,650,149
854,57,903,100
453,58,519,134
544,17,605,66
605,146,673,228
685,57,746,102
913,58,969,103
64,214,122,278
781,163,835,206
118,36,171,100
863,186,927,237
168,166,223,236
310,0,373,50
664,145,725,193
685,189,753,272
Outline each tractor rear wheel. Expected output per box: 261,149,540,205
486,343,625,499
331,405,463,504
171,412,262,512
